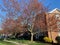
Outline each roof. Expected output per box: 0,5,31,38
49,8,60,13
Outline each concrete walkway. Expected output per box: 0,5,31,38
3,40,28,45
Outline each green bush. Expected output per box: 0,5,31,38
7,35,16,40
56,36,60,44
43,37,52,43
0,36,4,40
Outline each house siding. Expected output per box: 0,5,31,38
46,9,60,43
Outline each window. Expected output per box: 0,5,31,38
56,14,60,29
56,14,59,18
57,22,60,29
57,22,60,25
56,14,60,20
58,30,60,36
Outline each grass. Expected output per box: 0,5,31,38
0,40,16,45
8,39,52,45
0,39,52,45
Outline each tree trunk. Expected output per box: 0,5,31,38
31,33,34,42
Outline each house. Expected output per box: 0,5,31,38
46,8,60,43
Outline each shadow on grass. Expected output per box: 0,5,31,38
36,41,59,45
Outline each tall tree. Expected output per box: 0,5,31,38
22,0,47,42
46,13,57,40
1,0,47,41
1,0,23,35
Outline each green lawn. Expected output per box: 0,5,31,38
8,39,52,45
0,39,52,45
0,41,16,45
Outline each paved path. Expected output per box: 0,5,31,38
3,40,28,45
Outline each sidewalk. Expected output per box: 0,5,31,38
3,40,27,45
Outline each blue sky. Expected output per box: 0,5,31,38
0,0,60,29
44,0,60,10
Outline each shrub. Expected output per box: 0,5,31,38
7,35,16,40
39,36,45,41
56,36,60,44
43,37,52,43
0,36,4,40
